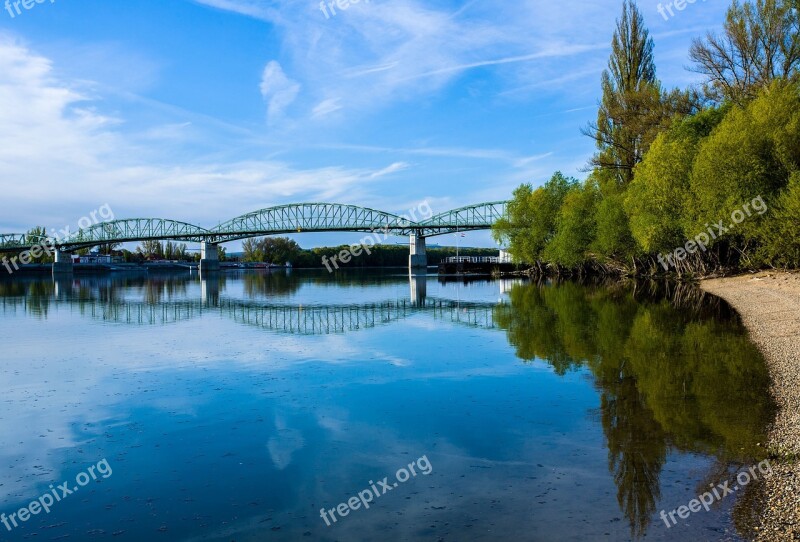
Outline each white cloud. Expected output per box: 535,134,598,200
0,38,402,232
259,60,301,122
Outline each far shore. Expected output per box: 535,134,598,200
701,271,800,541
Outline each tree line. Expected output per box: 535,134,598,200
493,0,800,277
241,237,499,268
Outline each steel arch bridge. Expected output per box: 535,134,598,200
0,201,509,253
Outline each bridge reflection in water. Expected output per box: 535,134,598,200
35,272,510,335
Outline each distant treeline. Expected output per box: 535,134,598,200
494,0,800,277
235,236,500,268
292,245,498,268
1,236,498,270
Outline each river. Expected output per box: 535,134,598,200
0,270,774,541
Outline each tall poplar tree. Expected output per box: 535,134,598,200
585,1,661,187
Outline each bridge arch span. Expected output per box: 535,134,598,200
60,219,210,251
418,201,509,237
211,203,418,242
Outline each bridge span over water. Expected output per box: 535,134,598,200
0,201,509,274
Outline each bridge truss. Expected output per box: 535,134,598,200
0,201,510,253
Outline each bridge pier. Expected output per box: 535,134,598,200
52,251,73,275
200,242,220,273
409,233,427,269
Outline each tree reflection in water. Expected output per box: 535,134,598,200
494,280,775,537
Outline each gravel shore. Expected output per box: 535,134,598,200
701,271,800,541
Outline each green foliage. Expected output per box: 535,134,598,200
136,241,190,261
587,1,659,186
690,0,800,104
758,171,800,266
25,226,53,264
242,237,302,264
625,129,698,253
544,182,598,267
492,172,577,264
501,78,800,274
593,193,637,260
687,82,800,243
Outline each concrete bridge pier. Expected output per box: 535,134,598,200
200,241,220,273
409,233,427,269
52,251,73,275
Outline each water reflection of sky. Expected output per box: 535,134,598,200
0,271,769,541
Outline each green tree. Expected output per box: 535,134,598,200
585,1,661,186
137,240,164,259
626,106,728,258
242,238,264,262
687,82,799,249
759,171,800,265
543,183,599,268
590,168,639,264
241,237,301,264
492,172,577,264
25,226,53,263
690,0,800,104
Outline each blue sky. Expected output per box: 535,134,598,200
0,0,729,249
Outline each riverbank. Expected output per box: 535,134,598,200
701,271,800,541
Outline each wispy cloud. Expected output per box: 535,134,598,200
192,0,621,122
317,143,552,168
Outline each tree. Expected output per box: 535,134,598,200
493,172,577,264
593,193,638,263
625,106,730,258
137,240,164,259
544,183,599,268
585,1,662,186
759,171,800,266
242,237,301,264
25,226,53,263
690,0,800,104
242,238,264,262
687,82,799,246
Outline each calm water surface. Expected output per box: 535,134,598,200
0,270,775,541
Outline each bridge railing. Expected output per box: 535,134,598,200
445,256,503,264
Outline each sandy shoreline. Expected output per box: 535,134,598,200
701,271,800,541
